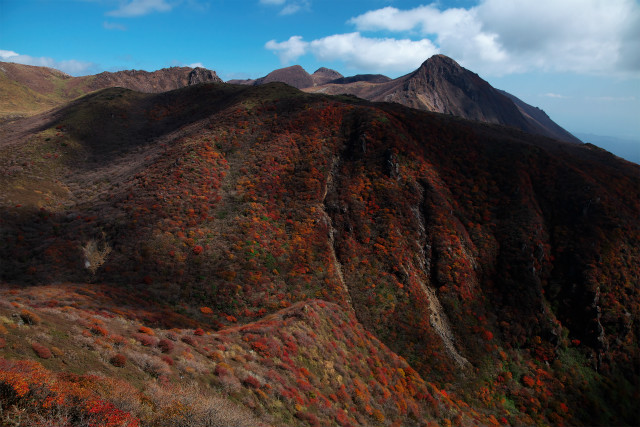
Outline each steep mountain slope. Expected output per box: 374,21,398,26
1,82,638,426
0,62,74,119
497,89,582,143
306,55,580,143
0,62,221,120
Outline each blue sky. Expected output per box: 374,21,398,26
1,0,639,158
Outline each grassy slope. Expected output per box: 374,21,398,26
1,83,638,426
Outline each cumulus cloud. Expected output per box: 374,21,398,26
265,36,309,64
188,62,204,68
310,33,438,72
265,33,438,72
347,0,640,76
107,0,172,17
268,0,639,76
265,33,438,73
0,50,95,76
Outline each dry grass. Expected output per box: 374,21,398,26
141,381,266,427
82,237,112,275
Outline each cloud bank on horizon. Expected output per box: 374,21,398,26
0,50,95,76
266,0,640,77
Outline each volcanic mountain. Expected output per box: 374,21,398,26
238,55,579,143
0,61,221,120
1,76,637,426
228,65,344,89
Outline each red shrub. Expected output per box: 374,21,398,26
482,329,494,341
192,245,204,255
90,324,109,336
522,375,535,388
0,359,140,427
133,333,157,347
110,334,126,347
194,328,205,336
31,342,52,359
0,337,5,349
158,338,174,353
110,353,127,367
161,355,174,366
214,364,230,376
243,375,261,389
20,309,41,325
138,326,155,335
181,335,197,347
295,411,320,427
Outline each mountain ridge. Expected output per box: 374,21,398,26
0,61,222,120
1,56,578,143
0,81,637,426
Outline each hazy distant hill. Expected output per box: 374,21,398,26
575,132,640,164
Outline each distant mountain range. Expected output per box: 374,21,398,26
1,55,579,144
229,55,581,143
1,55,638,427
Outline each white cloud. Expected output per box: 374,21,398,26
103,21,127,31
0,50,19,60
265,32,438,73
310,33,438,72
0,50,95,76
542,93,569,99
188,62,204,68
107,0,172,17
344,0,640,77
265,36,309,64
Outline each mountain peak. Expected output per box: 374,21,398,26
257,64,313,89
311,67,343,85
418,54,465,75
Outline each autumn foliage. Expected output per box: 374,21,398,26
0,82,638,426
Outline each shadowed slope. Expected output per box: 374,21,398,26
0,82,638,426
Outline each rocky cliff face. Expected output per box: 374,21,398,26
188,67,223,86
388,55,532,128
87,67,222,93
0,62,223,120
